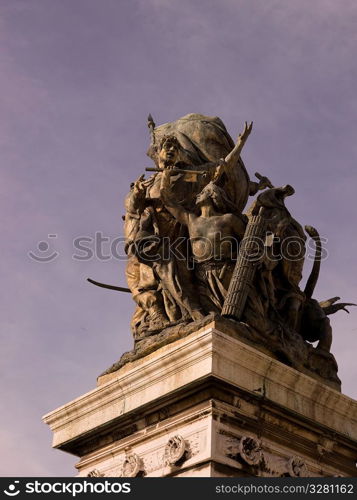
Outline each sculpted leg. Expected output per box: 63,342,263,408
317,317,333,352
126,258,168,334
285,297,304,331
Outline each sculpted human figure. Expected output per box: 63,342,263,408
154,122,262,315
86,113,356,390
250,186,307,331
124,120,267,334
229,184,308,338
124,136,206,336
147,121,271,210
147,114,273,212
160,167,247,313
124,175,168,334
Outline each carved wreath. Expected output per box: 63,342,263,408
122,453,143,477
164,435,186,465
239,436,263,465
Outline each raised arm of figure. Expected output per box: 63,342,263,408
223,121,253,170
159,169,190,226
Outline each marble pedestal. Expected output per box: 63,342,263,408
43,321,357,477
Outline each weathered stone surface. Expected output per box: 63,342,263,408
43,325,357,477
100,316,340,391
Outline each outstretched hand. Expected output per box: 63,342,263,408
224,121,253,168
238,121,253,144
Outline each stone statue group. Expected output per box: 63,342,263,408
97,114,354,387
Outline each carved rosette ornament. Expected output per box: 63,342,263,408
122,453,143,477
287,456,308,477
164,435,187,465
239,436,263,466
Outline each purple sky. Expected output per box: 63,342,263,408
1,0,357,476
